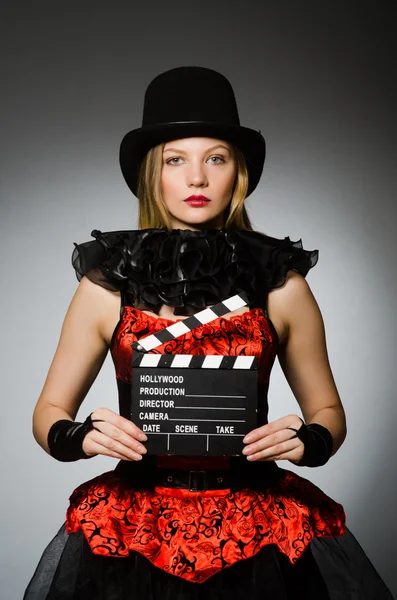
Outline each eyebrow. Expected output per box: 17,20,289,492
163,144,231,154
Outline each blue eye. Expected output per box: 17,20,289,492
165,156,225,165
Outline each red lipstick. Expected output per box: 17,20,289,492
184,195,211,206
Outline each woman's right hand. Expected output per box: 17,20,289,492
82,407,148,461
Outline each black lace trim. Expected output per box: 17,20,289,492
71,228,319,316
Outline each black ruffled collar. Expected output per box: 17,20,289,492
72,227,318,316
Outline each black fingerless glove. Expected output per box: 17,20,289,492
47,413,102,462
289,419,334,467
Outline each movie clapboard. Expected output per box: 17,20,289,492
130,293,259,456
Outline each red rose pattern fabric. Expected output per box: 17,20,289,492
110,306,277,388
65,305,347,584
66,469,346,583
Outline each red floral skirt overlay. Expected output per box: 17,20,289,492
65,468,346,583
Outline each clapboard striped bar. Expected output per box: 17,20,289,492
132,292,250,352
132,351,258,369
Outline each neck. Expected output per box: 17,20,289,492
169,217,225,231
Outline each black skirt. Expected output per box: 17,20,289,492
23,521,394,600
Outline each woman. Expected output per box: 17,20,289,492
23,66,394,599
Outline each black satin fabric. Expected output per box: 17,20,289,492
71,228,319,315
23,524,394,600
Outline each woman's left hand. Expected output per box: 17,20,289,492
242,414,305,462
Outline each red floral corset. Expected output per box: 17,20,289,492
110,305,278,387
65,306,347,583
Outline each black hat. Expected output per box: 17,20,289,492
119,66,266,198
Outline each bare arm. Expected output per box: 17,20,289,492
243,270,347,462
33,276,147,461
276,270,347,454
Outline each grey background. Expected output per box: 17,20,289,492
1,1,396,598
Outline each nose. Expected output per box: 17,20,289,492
186,161,208,187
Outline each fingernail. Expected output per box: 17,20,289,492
137,445,146,453
138,433,148,441
243,435,252,443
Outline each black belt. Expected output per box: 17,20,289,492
114,456,284,492
155,468,234,491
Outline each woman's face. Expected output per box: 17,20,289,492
160,137,237,230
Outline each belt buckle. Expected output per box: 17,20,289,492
188,470,207,491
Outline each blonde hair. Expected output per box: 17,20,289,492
136,141,253,230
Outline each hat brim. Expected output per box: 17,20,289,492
119,121,266,198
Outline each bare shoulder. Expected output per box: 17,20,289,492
267,269,319,347
267,269,345,428
268,268,327,370
71,275,121,346
33,276,122,421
